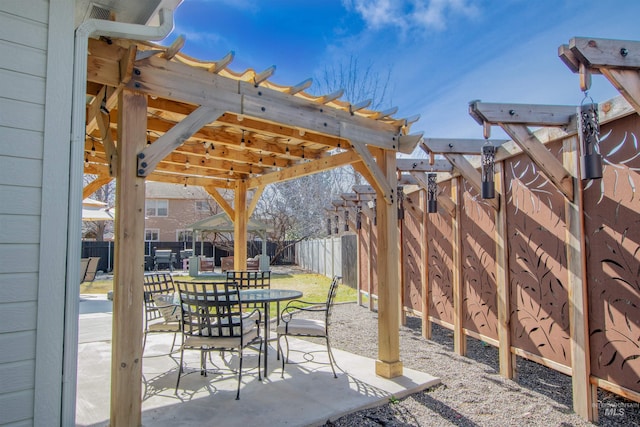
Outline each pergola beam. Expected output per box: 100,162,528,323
560,37,640,114
419,142,499,210
205,186,234,219
350,141,394,204
246,150,361,188
137,106,224,176
469,101,574,200
82,175,113,199
422,138,509,155
121,55,403,151
396,158,453,173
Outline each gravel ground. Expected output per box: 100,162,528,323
307,302,639,427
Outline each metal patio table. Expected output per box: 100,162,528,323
239,288,302,376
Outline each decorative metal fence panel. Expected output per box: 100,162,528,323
583,114,640,393
460,183,499,341
402,193,424,313
428,181,455,326
505,141,571,368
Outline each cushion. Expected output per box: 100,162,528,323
184,327,259,349
153,294,180,323
276,318,326,336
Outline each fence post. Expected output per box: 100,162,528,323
564,135,596,421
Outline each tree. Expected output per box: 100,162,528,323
254,56,395,253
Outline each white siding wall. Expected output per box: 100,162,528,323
0,1,74,425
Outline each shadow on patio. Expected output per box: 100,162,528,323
76,300,440,426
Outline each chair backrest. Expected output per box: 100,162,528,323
226,271,271,309
80,258,90,283
325,276,341,327
82,257,101,283
176,281,244,340
143,273,175,323
225,270,271,290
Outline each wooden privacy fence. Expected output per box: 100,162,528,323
351,100,640,417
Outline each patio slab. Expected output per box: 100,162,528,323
76,301,440,427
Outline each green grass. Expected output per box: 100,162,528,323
81,272,357,318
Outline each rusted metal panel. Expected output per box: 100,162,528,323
402,193,423,312
460,181,499,340
505,141,571,367
584,113,640,393
428,181,455,326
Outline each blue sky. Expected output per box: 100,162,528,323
166,0,639,143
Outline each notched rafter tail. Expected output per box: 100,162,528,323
208,51,235,74
253,65,276,86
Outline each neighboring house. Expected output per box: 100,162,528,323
0,1,181,425
144,181,222,243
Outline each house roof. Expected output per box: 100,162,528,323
145,181,214,199
186,211,273,233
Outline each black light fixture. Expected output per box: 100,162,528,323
481,142,496,199
327,217,332,236
373,199,377,226
334,214,339,235
356,204,362,230
397,186,405,220
99,90,109,115
577,99,603,180
344,210,349,231
427,172,438,213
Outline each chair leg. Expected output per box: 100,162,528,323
169,332,178,353
257,339,263,381
326,337,338,378
279,335,288,378
175,347,185,392
236,348,243,400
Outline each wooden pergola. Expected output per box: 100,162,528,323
82,37,422,425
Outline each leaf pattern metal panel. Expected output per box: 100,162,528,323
428,182,454,325
461,181,498,340
584,113,640,393
505,142,571,367
402,193,424,312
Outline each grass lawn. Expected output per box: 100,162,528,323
81,271,357,317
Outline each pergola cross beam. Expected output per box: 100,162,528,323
137,106,224,176
559,37,640,114
419,141,500,210
469,101,575,200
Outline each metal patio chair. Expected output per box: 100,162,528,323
175,280,263,399
225,270,271,311
276,275,341,378
143,273,181,353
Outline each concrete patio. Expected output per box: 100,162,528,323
76,295,440,426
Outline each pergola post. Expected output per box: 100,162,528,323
110,89,147,426
375,149,403,378
234,179,248,271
